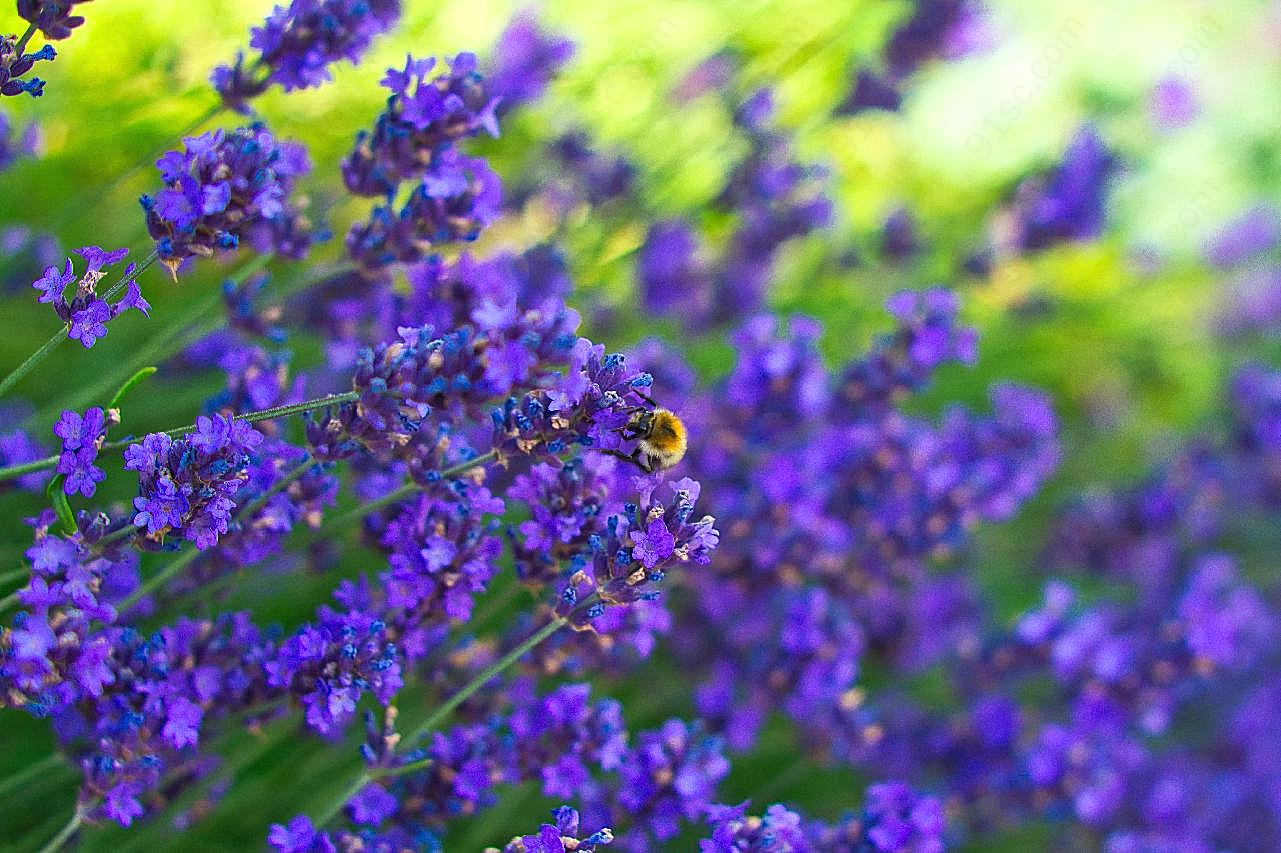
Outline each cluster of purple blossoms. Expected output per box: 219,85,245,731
554,477,719,630
341,53,501,272
15,8,1251,852
31,245,148,347
0,34,54,98
488,806,613,853
191,440,336,576
638,86,830,328
65,612,277,826
124,415,264,550
345,149,502,270
342,53,498,197
486,9,575,113
270,681,629,850
53,406,113,497
699,784,946,853
774,346,1281,848
0,510,136,716
1207,205,1281,337
701,802,809,852
213,0,402,112
997,124,1118,253
17,0,93,41
837,0,989,115
591,718,731,851
265,606,401,735
632,289,1058,783
140,123,313,277
0,404,49,492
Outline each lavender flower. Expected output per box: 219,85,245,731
1001,124,1117,252
835,68,903,114
487,10,576,112
268,816,335,852
0,417,50,492
0,511,132,716
124,415,264,549
590,718,730,850
812,783,945,852
265,606,402,735
0,35,53,97
140,124,313,277
17,0,93,41
554,477,719,630
488,806,614,853
1149,76,1199,131
345,151,503,271
213,0,403,112
1203,204,1281,269
884,0,989,76
298,681,628,847
700,802,808,852
341,53,498,198
30,245,146,348
70,612,276,826
53,406,112,497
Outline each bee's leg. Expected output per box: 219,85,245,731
601,448,649,471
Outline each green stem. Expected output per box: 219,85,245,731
316,615,568,826
14,22,37,55
296,451,498,545
101,251,159,302
0,452,58,482
100,391,359,452
37,807,82,853
0,330,67,401
38,253,275,421
119,457,314,611
0,564,30,587
378,616,568,778
0,753,67,800
0,253,157,401
0,392,358,482
98,523,144,547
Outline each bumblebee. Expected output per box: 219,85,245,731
611,394,688,472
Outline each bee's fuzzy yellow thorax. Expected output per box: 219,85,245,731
639,408,688,467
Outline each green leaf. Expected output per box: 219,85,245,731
107,366,158,411
45,475,77,535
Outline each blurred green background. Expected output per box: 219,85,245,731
1,0,1278,849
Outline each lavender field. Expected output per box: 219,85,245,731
0,1,1278,850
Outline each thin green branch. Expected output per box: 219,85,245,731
0,252,158,400
0,391,358,482
37,806,83,853
295,450,499,546
14,21,38,55
0,753,68,800
38,253,276,420
99,391,359,452
0,564,31,587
